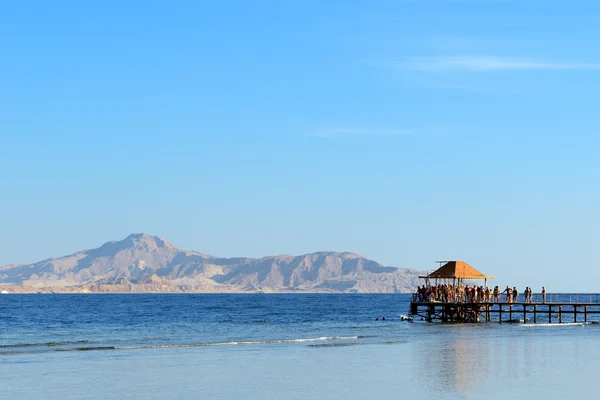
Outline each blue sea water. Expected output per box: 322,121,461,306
1,294,600,399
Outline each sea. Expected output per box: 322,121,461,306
1,294,600,400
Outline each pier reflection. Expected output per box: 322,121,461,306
410,326,492,396
408,325,598,399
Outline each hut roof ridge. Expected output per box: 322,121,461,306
422,260,494,280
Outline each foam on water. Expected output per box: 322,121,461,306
0,333,379,355
520,322,587,327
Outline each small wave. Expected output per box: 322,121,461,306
308,343,361,348
0,340,92,349
1,335,373,354
119,336,367,350
520,322,587,327
58,346,117,352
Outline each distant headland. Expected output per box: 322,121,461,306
0,233,423,294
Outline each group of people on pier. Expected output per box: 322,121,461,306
414,284,547,304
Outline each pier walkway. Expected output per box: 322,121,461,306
410,298,600,323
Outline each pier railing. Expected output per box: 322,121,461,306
538,294,600,304
412,293,600,304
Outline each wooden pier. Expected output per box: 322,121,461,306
411,261,600,324
410,301,600,324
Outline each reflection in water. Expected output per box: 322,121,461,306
409,324,600,399
411,326,493,396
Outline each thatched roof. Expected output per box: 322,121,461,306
420,261,494,280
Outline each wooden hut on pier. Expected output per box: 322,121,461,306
420,261,494,287
412,260,494,323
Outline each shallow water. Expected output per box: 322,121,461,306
1,294,599,399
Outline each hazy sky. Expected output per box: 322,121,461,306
1,1,599,291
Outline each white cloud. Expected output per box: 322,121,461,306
401,56,600,71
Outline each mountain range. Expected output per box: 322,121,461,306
0,233,424,293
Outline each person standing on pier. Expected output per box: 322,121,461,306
542,287,546,303
503,286,512,303
493,286,500,303
512,287,519,303
529,287,534,303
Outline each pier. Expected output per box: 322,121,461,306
410,299,600,323
409,261,600,324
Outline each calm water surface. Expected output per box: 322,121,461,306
1,294,599,399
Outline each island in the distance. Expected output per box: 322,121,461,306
0,233,424,294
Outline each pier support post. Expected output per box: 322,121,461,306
585,306,588,323
574,306,577,323
549,305,552,323
427,305,434,322
533,305,537,324
559,306,562,324
499,305,502,322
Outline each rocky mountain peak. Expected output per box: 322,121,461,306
0,234,424,293
124,233,177,249
86,233,180,258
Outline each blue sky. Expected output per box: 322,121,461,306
1,0,599,291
